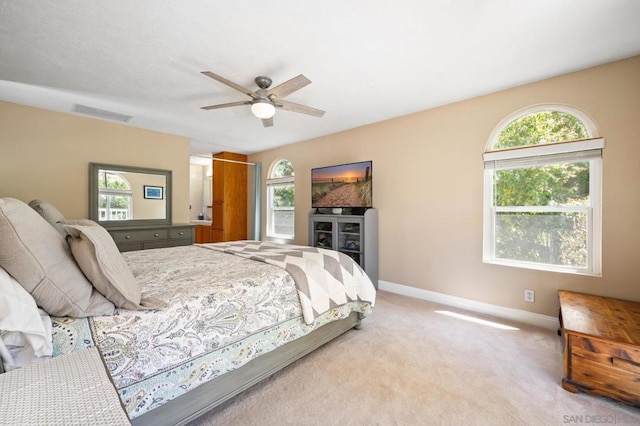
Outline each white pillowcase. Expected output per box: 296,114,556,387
0,267,53,372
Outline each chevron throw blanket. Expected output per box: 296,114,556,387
201,241,376,324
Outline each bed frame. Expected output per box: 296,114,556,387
132,312,362,426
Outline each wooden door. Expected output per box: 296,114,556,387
211,152,248,242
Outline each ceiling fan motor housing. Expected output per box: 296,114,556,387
254,76,272,89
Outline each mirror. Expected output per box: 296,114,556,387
203,176,212,208
89,163,172,227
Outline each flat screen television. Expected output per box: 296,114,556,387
311,160,372,208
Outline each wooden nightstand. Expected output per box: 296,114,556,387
559,290,640,406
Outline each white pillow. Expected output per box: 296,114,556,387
0,267,53,372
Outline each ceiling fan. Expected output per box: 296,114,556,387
200,71,325,127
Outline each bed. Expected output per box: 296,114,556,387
0,198,376,425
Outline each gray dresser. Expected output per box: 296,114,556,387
107,224,195,252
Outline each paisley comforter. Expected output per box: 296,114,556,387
50,244,374,419
202,241,376,324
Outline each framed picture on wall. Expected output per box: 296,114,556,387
144,185,164,199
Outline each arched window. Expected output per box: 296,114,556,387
98,171,133,221
266,159,295,239
483,106,603,275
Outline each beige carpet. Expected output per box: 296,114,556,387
187,291,640,426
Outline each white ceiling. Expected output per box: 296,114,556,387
1,1,639,157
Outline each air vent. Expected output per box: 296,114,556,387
72,104,133,123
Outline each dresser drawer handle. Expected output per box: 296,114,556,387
178,231,184,236
125,235,131,239
154,233,159,237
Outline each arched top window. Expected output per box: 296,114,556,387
487,105,599,151
483,105,603,275
98,171,131,190
266,159,295,239
270,159,294,179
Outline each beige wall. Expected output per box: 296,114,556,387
0,102,191,223
249,55,640,317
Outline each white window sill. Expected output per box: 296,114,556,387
484,258,601,277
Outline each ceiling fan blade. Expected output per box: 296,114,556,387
267,74,311,100
201,71,258,100
277,100,325,117
200,100,251,110
262,117,274,127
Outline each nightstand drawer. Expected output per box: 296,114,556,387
570,344,640,401
572,335,640,366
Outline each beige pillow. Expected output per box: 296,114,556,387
28,199,67,237
0,198,115,317
61,220,164,310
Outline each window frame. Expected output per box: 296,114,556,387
483,107,603,276
97,172,133,222
98,189,133,221
266,160,295,239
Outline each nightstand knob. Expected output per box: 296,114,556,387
178,231,184,235
125,235,131,239
154,233,159,237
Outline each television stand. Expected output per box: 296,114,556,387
308,208,378,288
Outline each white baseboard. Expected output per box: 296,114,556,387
378,280,558,331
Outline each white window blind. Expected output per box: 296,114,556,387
484,138,604,169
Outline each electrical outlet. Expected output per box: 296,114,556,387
524,289,535,303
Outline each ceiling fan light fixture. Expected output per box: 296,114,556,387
251,100,276,119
